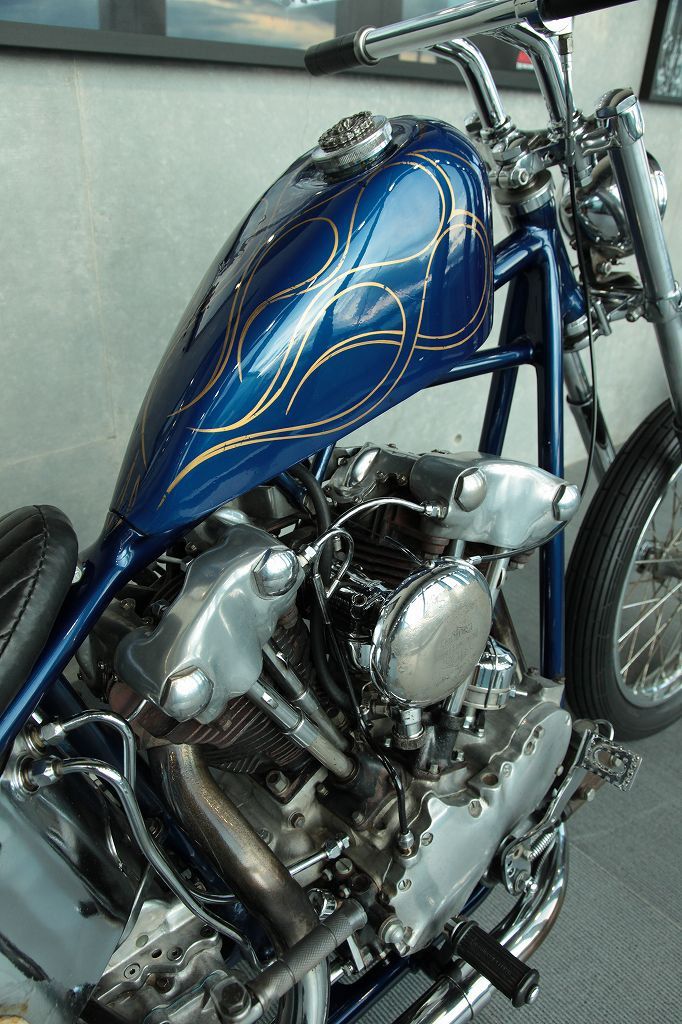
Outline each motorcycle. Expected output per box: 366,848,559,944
1,1,680,1022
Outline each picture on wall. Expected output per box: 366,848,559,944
641,0,682,104
0,0,536,90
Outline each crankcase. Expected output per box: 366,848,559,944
362,678,572,952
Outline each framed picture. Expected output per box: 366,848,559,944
0,0,536,91
641,0,682,104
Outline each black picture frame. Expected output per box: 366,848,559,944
641,0,682,105
0,1,536,93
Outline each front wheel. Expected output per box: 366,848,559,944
566,400,682,739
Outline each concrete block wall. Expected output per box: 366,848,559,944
1,0,676,544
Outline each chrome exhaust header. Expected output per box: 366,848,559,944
393,825,567,1024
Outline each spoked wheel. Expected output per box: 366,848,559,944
566,400,682,739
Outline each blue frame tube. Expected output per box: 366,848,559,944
479,219,568,679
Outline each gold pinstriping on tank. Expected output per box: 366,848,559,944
143,151,492,506
169,160,446,422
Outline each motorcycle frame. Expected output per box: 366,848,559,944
4,88,681,750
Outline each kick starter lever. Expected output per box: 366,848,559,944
445,919,540,1008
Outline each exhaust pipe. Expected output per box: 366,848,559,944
393,825,567,1024
149,743,329,1024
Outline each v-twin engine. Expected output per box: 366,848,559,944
84,442,579,1017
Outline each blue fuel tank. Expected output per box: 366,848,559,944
111,114,493,536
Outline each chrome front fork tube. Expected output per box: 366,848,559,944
563,349,615,480
598,90,682,428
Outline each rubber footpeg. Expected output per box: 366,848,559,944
450,920,540,1008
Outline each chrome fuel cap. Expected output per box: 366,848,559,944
312,111,392,175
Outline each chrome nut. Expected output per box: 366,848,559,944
24,756,62,790
37,719,67,745
252,547,301,597
160,667,213,722
324,834,351,859
453,467,487,511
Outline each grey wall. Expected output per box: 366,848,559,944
1,0,677,545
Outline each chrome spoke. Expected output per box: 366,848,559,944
618,581,682,645
620,604,681,675
632,616,682,694
622,595,671,611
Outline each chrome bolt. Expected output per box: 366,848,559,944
290,812,306,830
351,810,364,827
397,878,411,891
167,946,183,962
501,762,513,777
124,963,141,979
161,667,213,722
421,832,433,847
527,984,540,1005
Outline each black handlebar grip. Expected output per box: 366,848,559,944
303,27,376,76
539,0,634,18
451,921,540,1008
304,28,377,77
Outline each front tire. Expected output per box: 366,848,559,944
566,399,682,739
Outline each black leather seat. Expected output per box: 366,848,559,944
0,506,78,712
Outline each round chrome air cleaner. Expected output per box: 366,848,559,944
370,560,493,708
312,111,393,175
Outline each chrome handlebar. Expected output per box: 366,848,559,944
304,0,630,78
305,2,546,77
357,1,544,65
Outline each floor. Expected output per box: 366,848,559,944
363,468,682,1024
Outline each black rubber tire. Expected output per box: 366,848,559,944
566,399,682,740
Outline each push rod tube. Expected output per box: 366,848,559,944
247,677,356,780
262,642,349,752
